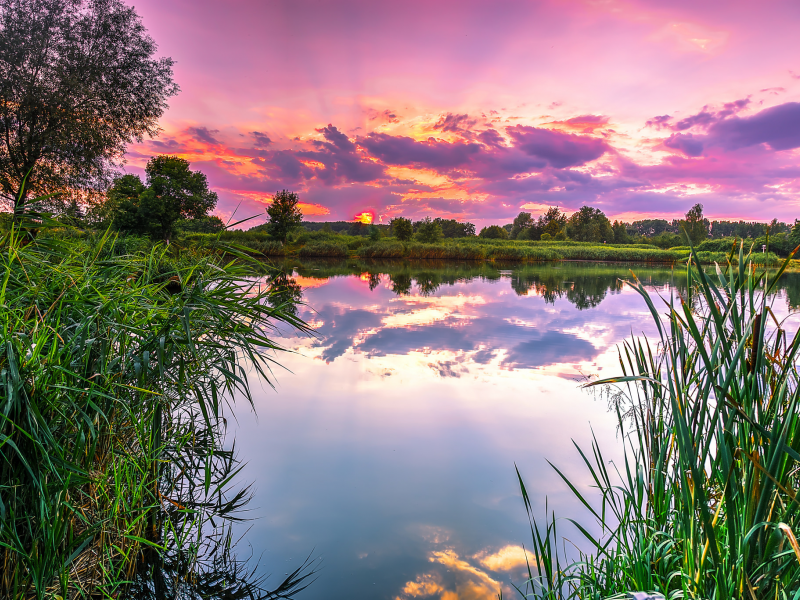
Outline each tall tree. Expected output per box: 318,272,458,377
107,156,218,240
267,190,303,242
510,212,534,239
679,203,709,246
567,206,614,242
391,217,413,241
0,0,178,217
416,217,443,243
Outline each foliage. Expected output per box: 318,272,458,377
0,0,178,216
479,225,509,239
391,217,414,241
416,217,444,243
107,156,218,240
266,190,303,243
516,243,800,599
368,225,382,241
298,241,348,258
567,205,614,242
511,212,535,239
0,222,313,598
177,215,225,234
433,218,476,238
612,220,629,243
541,207,568,238
679,202,709,245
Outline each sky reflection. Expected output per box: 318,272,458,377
231,262,800,599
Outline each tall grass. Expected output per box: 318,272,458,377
0,223,313,598
516,242,800,599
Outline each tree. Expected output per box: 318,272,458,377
679,203,709,246
479,225,508,239
391,217,413,241
612,220,629,244
510,212,534,239
267,190,303,242
108,156,218,240
0,0,178,217
567,206,614,242
434,217,475,238
416,217,443,243
177,215,225,234
540,207,567,238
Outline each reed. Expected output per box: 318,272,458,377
298,240,348,258
516,242,800,599
0,220,313,599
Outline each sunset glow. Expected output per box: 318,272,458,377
124,0,800,227
353,211,375,225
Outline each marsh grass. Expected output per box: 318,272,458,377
0,221,314,598
516,242,800,599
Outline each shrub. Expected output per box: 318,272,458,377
479,225,508,239
360,241,406,258
415,217,444,243
299,241,348,257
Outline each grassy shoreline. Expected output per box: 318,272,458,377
181,230,782,266
0,227,314,599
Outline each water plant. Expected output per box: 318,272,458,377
516,242,800,599
0,219,313,598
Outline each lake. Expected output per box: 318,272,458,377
229,260,800,600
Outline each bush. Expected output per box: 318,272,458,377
298,241,348,258
360,241,406,259
416,217,444,243
479,225,508,239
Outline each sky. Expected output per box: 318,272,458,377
124,0,800,228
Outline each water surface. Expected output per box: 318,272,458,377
231,260,800,599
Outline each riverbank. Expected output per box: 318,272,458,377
0,229,313,598
182,230,781,265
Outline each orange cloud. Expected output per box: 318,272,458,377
473,545,530,572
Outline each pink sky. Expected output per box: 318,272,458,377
124,0,800,227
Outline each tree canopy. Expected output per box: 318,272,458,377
479,225,508,239
267,190,303,242
567,206,614,243
107,156,218,240
679,203,709,246
0,0,178,217
416,217,444,243
391,217,413,241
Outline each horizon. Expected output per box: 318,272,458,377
124,0,800,229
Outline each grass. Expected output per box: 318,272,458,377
181,230,781,266
0,221,314,599
515,242,800,599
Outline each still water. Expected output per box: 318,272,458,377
230,260,800,600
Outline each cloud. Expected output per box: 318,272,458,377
187,126,222,146
474,545,530,572
433,113,477,133
646,115,673,130
708,102,800,151
250,131,272,147
298,124,386,184
505,126,609,168
366,108,400,123
361,133,482,169
502,331,599,369
663,132,704,157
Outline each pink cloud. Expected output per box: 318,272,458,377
122,0,800,224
